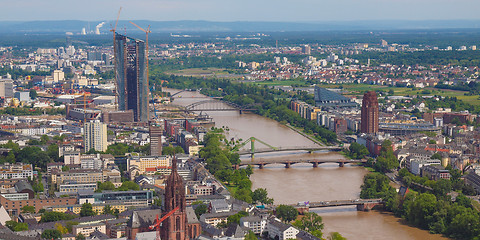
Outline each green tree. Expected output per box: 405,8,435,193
227,211,249,225
30,89,37,99
348,142,369,159
76,233,86,240
251,188,274,205
245,230,258,240
55,222,68,234
407,193,438,229
41,229,62,239
21,205,35,213
102,205,114,215
245,165,253,176
328,232,347,240
430,153,442,160
97,181,116,192
47,144,60,162
40,211,76,222
118,181,140,191
106,143,134,156
374,140,398,173
194,204,208,219
5,220,28,231
275,205,298,223
433,179,452,198
153,198,162,208
66,221,79,233
80,203,96,217
292,212,324,239
40,135,50,145
174,146,185,154
17,146,52,170
162,145,176,156
234,188,252,203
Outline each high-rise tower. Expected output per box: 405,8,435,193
149,125,163,156
361,91,379,134
84,120,108,152
114,33,149,122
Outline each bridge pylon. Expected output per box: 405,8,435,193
231,137,277,161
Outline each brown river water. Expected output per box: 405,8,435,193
169,89,448,240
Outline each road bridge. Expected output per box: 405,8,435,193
236,146,342,155
239,158,366,168
289,199,384,213
185,99,256,113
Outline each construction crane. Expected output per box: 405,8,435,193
111,7,122,111
150,85,158,119
129,21,151,120
149,206,180,240
72,92,90,123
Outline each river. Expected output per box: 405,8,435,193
168,89,448,240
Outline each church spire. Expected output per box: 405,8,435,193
172,155,177,172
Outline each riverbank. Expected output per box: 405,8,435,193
285,123,326,146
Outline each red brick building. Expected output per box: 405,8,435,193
361,91,379,133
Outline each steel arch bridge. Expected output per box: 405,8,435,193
184,99,256,113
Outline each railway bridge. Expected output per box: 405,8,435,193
239,158,366,168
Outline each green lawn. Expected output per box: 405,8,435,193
255,80,308,86
165,67,230,76
316,84,480,106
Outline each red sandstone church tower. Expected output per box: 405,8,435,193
361,91,379,133
161,158,188,240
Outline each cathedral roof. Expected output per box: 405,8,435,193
127,209,162,229
186,206,199,224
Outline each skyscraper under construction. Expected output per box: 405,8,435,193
114,33,149,122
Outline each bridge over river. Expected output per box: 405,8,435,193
239,158,366,168
287,198,384,212
236,146,342,155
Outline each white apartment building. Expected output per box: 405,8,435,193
84,120,107,152
0,163,33,179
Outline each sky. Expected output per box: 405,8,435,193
2,0,480,22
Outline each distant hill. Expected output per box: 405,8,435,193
1,20,480,34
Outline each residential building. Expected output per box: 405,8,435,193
127,155,172,177
14,92,30,102
72,222,106,237
149,125,163,156
0,79,13,98
410,159,441,176
422,164,451,180
0,195,77,216
81,154,103,170
266,219,299,240
84,120,107,152
64,151,81,165
0,163,33,179
240,215,265,234
59,182,97,193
